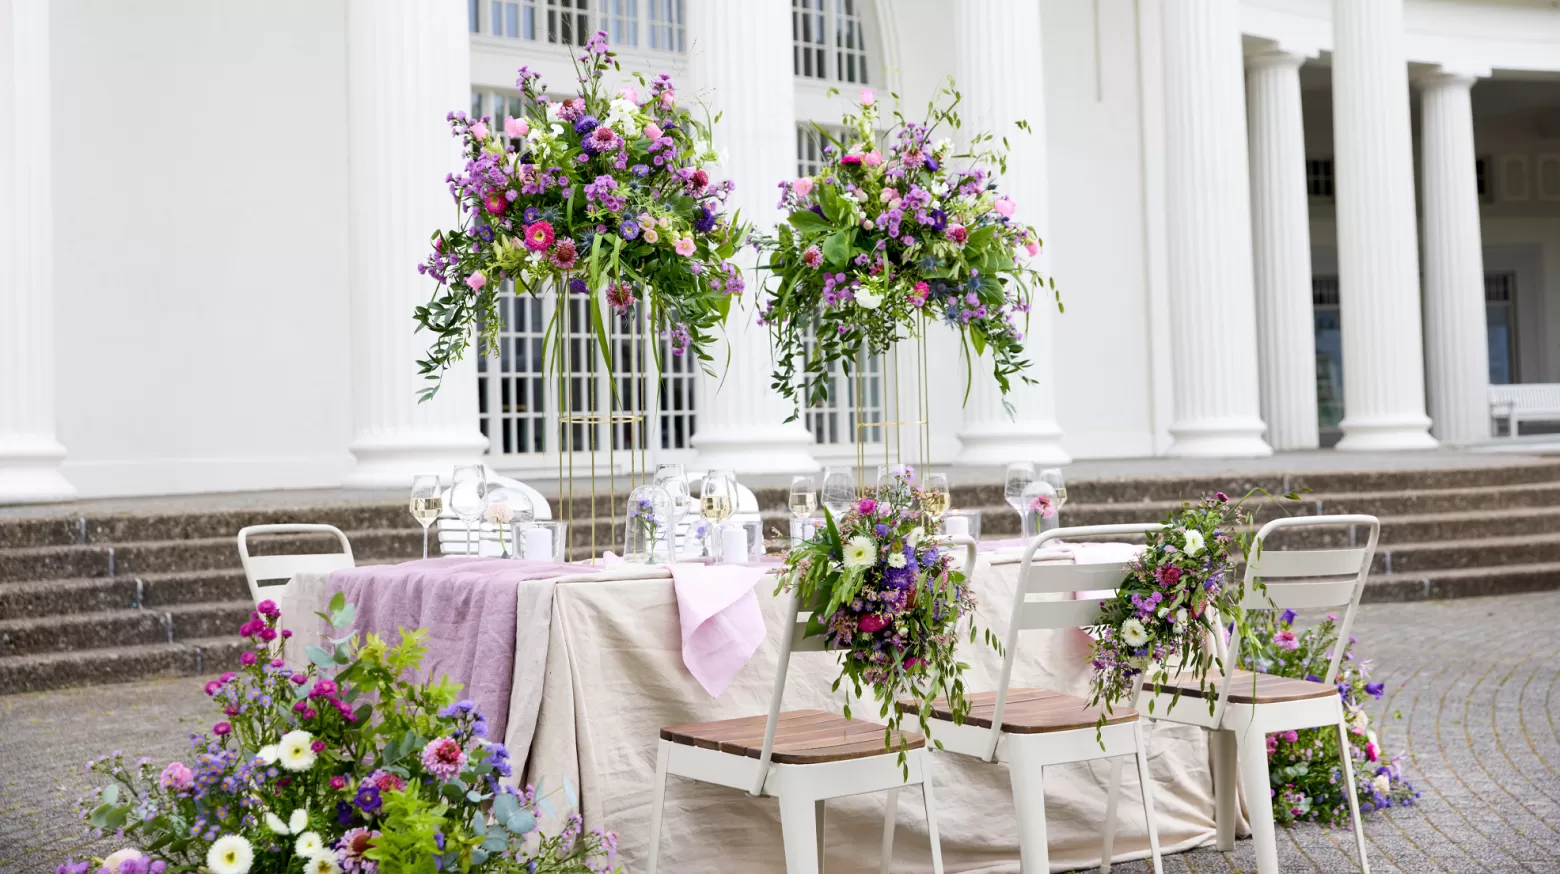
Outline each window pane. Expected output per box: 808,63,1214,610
792,0,827,79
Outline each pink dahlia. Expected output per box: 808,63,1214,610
421,738,465,781
524,221,555,252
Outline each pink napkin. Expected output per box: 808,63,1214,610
667,562,768,697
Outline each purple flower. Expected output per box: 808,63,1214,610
573,115,599,135
567,277,589,296
693,204,717,233
1279,608,1297,626
355,784,382,813
620,219,640,240
1365,682,1385,698
857,499,877,515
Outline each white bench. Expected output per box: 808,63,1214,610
1490,384,1560,438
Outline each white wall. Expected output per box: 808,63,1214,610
51,1,355,497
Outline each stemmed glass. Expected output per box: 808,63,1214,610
789,476,817,543
654,463,693,560
1040,467,1067,529
821,467,856,521
923,472,951,527
699,470,736,560
409,475,442,560
449,465,487,556
1004,462,1036,540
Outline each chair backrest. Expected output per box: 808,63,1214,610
983,523,1161,761
236,524,355,604
750,587,833,795
437,474,553,556
1211,514,1380,723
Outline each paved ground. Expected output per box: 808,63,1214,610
2,592,1557,873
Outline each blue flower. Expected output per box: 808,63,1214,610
631,164,649,177
1365,681,1385,698
355,784,382,814
1279,608,1297,626
573,116,599,135
567,278,589,296
620,219,640,240
693,205,718,233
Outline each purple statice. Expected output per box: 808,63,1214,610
693,204,718,233
667,323,692,356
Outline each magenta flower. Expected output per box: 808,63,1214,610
421,738,466,781
1274,630,1299,651
212,722,232,736
240,652,257,666
330,775,348,791
483,190,508,216
605,281,636,314
947,225,969,245
523,221,555,252
857,498,877,515
159,761,193,791
1028,493,1055,518
549,238,580,270
858,615,889,633
801,245,823,269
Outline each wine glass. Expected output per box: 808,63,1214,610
923,472,951,525
700,470,736,560
821,466,856,521
1040,467,1067,520
409,474,442,560
654,463,692,560
449,465,487,556
789,475,817,543
1004,462,1036,539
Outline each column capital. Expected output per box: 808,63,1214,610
1416,64,1489,90
1244,45,1314,72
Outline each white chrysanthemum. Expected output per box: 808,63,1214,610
295,832,323,858
289,809,308,833
887,552,907,569
1182,528,1205,557
277,730,317,773
207,835,254,874
256,745,279,766
1120,618,1149,648
855,288,883,310
303,854,341,874
264,813,289,835
1372,774,1391,796
843,535,877,568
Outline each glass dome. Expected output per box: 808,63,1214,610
483,487,536,558
624,484,674,564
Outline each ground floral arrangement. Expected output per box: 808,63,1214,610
1240,609,1420,826
1085,493,1256,734
757,81,1055,414
65,597,617,874
775,471,990,767
414,30,747,399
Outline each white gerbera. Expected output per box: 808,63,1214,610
887,552,907,569
1183,528,1205,557
277,730,317,773
843,535,877,568
206,835,254,874
295,832,323,858
1120,618,1149,648
304,854,341,874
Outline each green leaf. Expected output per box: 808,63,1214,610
822,230,852,268
505,810,537,835
330,603,356,629
306,644,336,669
101,784,119,804
329,592,346,613
787,210,833,235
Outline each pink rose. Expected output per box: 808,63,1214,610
858,614,888,633
994,197,1016,217
860,89,875,107
643,122,663,141
674,238,695,257
660,91,676,107
791,177,814,197
863,150,883,167
469,121,489,140
159,762,193,791
504,116,528,138
467,271,487,291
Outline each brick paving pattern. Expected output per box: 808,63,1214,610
2,591,1557,873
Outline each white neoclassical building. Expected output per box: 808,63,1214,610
2,0,1559,502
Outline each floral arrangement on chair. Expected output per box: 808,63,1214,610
775,471,988,763
755,80,1056,414
414,30,748,398
1240,609,1419,826
68,597,618,874
1085,493,1254,733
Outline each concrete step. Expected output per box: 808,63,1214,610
0,600,253,659
1364,561,1560,602
0,635,246,696
0,576,142,620
1373,533,1560,575
1313,480,1560,516
0,504,416,550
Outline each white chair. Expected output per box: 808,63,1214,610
437,474,553,557
1128,514,1381,874
647,589,945,874
898,524,1164,874
236,524,355,604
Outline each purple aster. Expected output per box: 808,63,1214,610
573,115,599,135
620,219,640,240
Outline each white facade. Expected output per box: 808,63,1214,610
2,0,1559,501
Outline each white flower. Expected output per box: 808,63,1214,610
303,855,341,874
1120,618,1149,648
256,745,279,765
207,835,254,874
933,137,953,156
906,528,925,547
289,809,308,833
856,288,883,310
1175,608,1188,627
545,101,562,123
843,535,877,568
1182,528,1205,557
264,813,289,835
887,552,907,568
484,503,513,525
1372,774,1391,796
295,832,324,858
277,730,317,773
1366,729,1379,746
1349,709,1370,733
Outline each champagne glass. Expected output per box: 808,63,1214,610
923,473,951,524
449,465,487,556
1040,467,1067,523
1004,462,1036,539
409,474,442,560
821,466,856,521
654,463,692,560
700,470,736,560
789,476,817,543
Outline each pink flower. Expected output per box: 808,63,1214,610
256,599,279,618
791,177,814,197
421,737,466,781
994,197,1016,217
860,88,875,106
908,281,929,306
801,245,823,269
605,281,637,314
642,227,659,244
484,190,508,216
1365,741,1381,762
504,115,528,138
904,657,924,670
524,221,555,252
369,770,406,792
1028,493,1055,518
549,238,579,270
857,498,877,515
947,225,969,245
467,271,487,291
1155,565,1182,587
858,614,888,633
863,150,883,167
212,722,232,736
674,237,696,257
159,762,193,791
1274,630,1299,651
330,775,348,790
660,90,676,107
470,121,489,140
1024,241,1041,257
311,739,327,753
618,86,638,102
643,122,663,141
240,652,257,666
840,153,862,166
101,849,146,874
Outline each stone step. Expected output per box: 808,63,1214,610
1364,561,1560,603
0,504,415,550
0,635,246,696
0,600,251,659
1372,533,1560,575
1312,480,1560,516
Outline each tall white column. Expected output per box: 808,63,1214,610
1420,67,1491,446
952,0,1069,467
1161,0,1272,457
1331,0,1437,450
343,0,487,487
0,0,75,503
1246,47,1319,452
688,0,818,475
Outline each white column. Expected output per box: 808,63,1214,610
1331,0,1437,450
688,0,818,475
1246,47,1319,452
1161,0,1272,457
343,0,487,487
951,0,1069,467
0,0,75,503
1420,67,1491,446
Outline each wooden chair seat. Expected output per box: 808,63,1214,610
660,709,926,765
1147,669,1338,705
896,688,1138,734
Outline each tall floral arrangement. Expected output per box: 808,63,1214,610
1240,610,1419,826
69,597,617,874
756,80,1056,415
414,31,747,398
775,472,988,765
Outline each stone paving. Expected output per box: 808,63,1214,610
2,592,1557,873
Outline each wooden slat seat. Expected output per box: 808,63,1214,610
1147,669,1337,705
660,709,925,765
896,688,1138,734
